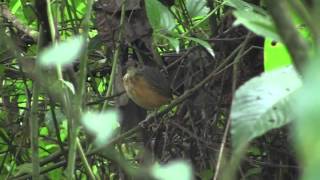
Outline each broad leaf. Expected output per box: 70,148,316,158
264,39,292,71
145,0,176,31
233,10,280,41
151,160,193,180
226,0,280,41
39,35,85,67
231,66,302,151
81,110,120,146
264,26,309,71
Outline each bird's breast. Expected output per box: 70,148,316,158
123,74,170,109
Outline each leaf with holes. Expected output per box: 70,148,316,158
231,65,302,151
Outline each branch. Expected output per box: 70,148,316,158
0,3,38,41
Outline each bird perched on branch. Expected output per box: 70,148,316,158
123,63,172,109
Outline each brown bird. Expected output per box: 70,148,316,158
123,65,172,109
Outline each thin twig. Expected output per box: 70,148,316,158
76,138,97,180
213,33,252,180
103,0,126,109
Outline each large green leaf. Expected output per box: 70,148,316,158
264,26,310,71
226,0,280,41
264,39,292,71
231,66,302,151
233,10,280,41
145,0,176,31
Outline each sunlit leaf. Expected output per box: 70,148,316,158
264,26,309,71
157,33,180,53
40,127,49,136
231,66,302,151
264,39,292,71
81,110,120,146
151,160,193,180
10,0,21,14
39,35,85,67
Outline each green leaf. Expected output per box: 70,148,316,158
226,0,263,12
145,0,176,31
10,0,21,14
233,10,280,41
21,0,36,24
264,39,292,71
231,66,302,151
48,167,64,180
40,127,49,136
151,160,193,180
183,36,214,58
185,0,209,18
264,26,310,71
294,58,320,180
39,35,85,67
226,0,280,41
60,120,68,142
157,33,180,53
81,110,120,146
